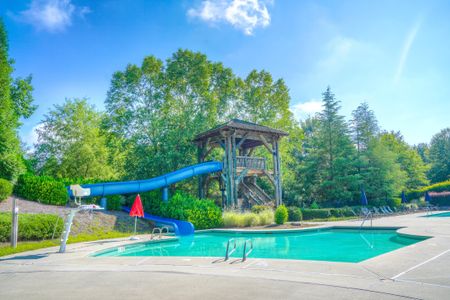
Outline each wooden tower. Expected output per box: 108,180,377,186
193,119,288,209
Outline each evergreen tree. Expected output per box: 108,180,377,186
414,143,430,164
296,87,359,206
351,102,379,153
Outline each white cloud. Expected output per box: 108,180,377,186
187,0,271,35
10,0,90,32
290,99,323,121
394,19,422,84
23,123,44,152
318,36,362,70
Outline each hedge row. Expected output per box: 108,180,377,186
0,179,13,202
301,207,356,220
14,174,68,206
406,180,450,200
429,193,450,207
0,212,63,242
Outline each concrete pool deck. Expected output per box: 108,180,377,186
1,211,449,299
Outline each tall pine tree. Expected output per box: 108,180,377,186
297,87,359,206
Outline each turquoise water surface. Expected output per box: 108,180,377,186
425,211,450,217
93,228,428,263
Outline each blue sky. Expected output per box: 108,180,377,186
2,0,450,147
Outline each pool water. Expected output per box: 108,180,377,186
426,211,450,217
93,228,428,263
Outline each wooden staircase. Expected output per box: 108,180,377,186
240,177,273,207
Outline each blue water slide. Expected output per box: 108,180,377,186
122,207,194,235
67,161,222,236
68,161,222,198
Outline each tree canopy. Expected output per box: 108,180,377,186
104,49,300,187
34,99,116,179
0,19,35,181
428,128,450,183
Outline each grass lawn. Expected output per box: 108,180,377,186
0,231,131,257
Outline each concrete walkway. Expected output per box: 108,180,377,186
1,212,449,299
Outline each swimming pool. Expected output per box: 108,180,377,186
93,227,429,263
425,211,450,217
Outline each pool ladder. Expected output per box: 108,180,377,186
224,238,254,262
151,226,169,240
224,238,237,261
360,212,373,228
242,239,253,262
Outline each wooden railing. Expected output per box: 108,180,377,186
236,156,266,170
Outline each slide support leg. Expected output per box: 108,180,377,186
162,187,169,202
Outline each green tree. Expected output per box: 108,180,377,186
34,99,116,179
104,49,300,194
350,102,379,187
292,87,358,206
414,143,430,164
364,138,407,203
428,128,450,183
351,102,379,153
380,132,428,189
288,117,321,206
0,20,35,181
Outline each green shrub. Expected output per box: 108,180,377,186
388,198,402,208
242,213,259,227
406,180,450,200
0,179,13,202
258,209,274,225
107,195,123,210
223,211,242,227
14,174,68,206
222,210,274,227
328,207,356,218
310,201,320,209
140,190,163,215
287,206,302,221
0,213,63,242
301,208,331,220
161,192,222,230
251,205,272,214
275,205,288,225
429,193,450,206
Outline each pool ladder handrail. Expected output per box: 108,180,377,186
242,239,253,262
151,226,170,240
225,238,237,261
360,211,373,228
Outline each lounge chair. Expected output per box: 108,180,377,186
379,207,389,214
385,206,395,214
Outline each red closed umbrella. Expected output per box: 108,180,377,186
130,194,144,238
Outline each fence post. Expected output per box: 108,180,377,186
11,198,18,248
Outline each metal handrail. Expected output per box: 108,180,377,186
160,226,170,237
242,239,253,262
225,238,237,261
151,227,162,240
360,211,373,228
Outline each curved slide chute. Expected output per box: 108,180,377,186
68,161,222,236
68,161,222,198
122,207,195,236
